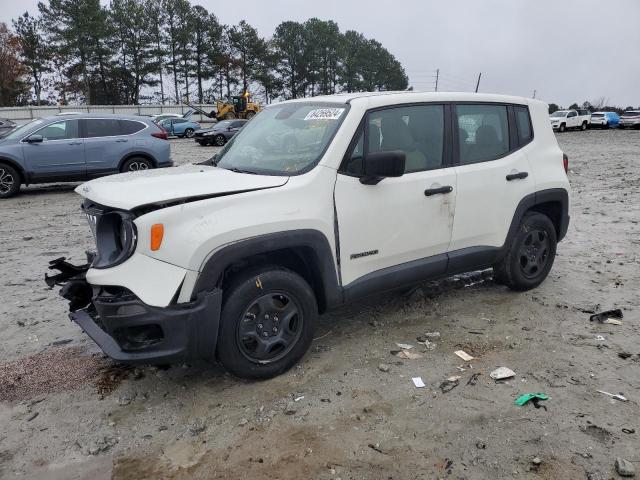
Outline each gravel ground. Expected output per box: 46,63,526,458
1,131,639,479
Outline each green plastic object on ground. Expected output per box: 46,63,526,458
515,393,549,406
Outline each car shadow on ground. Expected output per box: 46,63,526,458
20,183,81,197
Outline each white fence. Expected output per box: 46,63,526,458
0,104,218,124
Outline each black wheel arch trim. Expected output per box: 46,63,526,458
192,229,343,310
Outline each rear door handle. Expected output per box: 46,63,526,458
115,139,128,143
68,141,82,145
424,185,453,196
506,172,528,181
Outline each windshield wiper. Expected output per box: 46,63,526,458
223,166,258,175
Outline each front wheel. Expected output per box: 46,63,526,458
184,128,195,138
217,267,317,379
0,163,21,198
558,123,566,133
493,212,557,291
581,122,587,131
214,134,226,146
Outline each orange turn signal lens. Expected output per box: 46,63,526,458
150,224,164,251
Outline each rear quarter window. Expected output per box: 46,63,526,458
514,106,533,146
119,120,146,135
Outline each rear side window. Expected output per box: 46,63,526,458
119,120,146,135
456,104,509,164
84,119,121,138
514,106,533,146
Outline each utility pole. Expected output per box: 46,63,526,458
475,72,482,93
435,69,439,92
532,90,537,99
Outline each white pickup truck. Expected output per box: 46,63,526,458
549,109,590,132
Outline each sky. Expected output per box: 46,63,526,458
2,0,639,107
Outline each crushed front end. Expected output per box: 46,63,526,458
45,200,222,364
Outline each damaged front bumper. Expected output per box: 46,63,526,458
46,256,222,364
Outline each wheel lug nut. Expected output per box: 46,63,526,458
262,332,269,337
272,327,278,333
265,314,269,320
257,323,263,329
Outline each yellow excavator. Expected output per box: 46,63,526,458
186,91,262,122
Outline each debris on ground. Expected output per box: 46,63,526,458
621,428,635,434
412,377,426,388
439,378,459,393
619,352,633,360
595,335,606,341
187,419,207,436
284,402,297,415
515,393,549,407
368,443,385,454
615,458,636,477
378,363,391,373
596,390,628,402
467,372,481,386
530,456,542,471
392,350,424,360
490,367,516,381
454,350,474,361
396,343,414,350
420,332,441,339
603,318,622,325
416,337,437,350
589,309,623,323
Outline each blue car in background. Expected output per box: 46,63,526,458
0,114,172,198
157,118,201,138
589,111,620,129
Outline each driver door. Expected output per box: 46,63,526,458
23,119,86,180
334,104,457,291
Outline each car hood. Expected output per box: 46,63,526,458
76,164,289,210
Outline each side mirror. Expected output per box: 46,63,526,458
360,150,406,185
26,135,43,143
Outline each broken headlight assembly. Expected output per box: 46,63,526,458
83,202,137,269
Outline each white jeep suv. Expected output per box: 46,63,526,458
47,92,570,379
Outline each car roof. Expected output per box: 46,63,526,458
278,90,539,109
39,113,153,122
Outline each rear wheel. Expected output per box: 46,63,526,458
217,267,317,379
214,134,226,146
493,212,557,291
0,163,20,198
184,128,195,138
121,157,153,172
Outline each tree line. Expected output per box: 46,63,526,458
0,0,409,107
549,99,639,115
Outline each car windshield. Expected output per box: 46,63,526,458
622,111,640,116
550,111,568,117
215,102,348,175
4,119,44,140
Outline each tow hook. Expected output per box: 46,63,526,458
45,252,95,312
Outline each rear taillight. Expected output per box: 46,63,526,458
562,152,569,173
151,126,169,140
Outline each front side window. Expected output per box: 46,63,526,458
31,120,78,141
456,104,509,164
215,102,348,175
84,119,121,138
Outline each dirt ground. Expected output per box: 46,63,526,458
1,131,639,480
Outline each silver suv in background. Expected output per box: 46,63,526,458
619,110,640,129
0,114,172,198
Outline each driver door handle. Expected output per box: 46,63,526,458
506,171,528,181
424,185,453,196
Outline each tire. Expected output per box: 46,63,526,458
217,267,317,380
245,111,256,120
493,212,557,291
0,163,21,198
184,128,195,138
558,123,566,133
604,122,609,129
121,157,153,172
214,134,226,146
224,112,236,120
581,122,587,131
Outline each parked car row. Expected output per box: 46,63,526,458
550,108,640,131
0,114,172,198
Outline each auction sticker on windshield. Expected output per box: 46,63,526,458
304,108,345,121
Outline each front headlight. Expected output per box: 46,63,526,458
83,202,137,269
203,131,215,136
